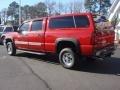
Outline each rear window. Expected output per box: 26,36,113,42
31,20,43,31
49,16,75,28
74,16,90,28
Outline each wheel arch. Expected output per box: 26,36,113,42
1,35,5,39
0,35,6,44
5,38,14,47
55,38,80,54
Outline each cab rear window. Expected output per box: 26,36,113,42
49,16,75,28
49,15,90,29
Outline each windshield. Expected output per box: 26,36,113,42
0,27,4,32
4,27,13,32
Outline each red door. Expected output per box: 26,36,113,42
15,22,30,49
28,19,45,52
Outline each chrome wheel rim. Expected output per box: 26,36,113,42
62,53,74,66
7,44,12,54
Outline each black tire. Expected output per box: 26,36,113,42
106,53,112,57
59,48,79,69
86,57,96,62
6,42,16,56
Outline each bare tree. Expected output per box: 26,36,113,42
56,1,64,14
68,2,74,13
0,8,8,24
35,2,47,17
54,1,69,15
44,0,56,16
74,1,84,13
68,0,84,14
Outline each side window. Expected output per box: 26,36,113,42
19,22,29,31
49,16,75,28
75,15,90,28
31,20,43,31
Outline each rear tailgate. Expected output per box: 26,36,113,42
93,15,115,49
94,30,115,49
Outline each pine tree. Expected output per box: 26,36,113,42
84,0,111,15
99,0,111,15
84,0,93,12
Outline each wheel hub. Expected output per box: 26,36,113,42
62,53,74,66
7,44,12,54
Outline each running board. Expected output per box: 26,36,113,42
17,50,46,55
92,57,104,61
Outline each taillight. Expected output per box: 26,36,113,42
93,31,104,45
91,32,96,45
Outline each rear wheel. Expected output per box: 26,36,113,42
6,42,16,56
86,57,96,62
106,53,112,57
59,48,79,69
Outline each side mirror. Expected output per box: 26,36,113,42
17,28,22,33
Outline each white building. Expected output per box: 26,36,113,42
108,0,120,43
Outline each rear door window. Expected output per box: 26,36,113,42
74,15,90,28
31,20,43,31
49,16,75,28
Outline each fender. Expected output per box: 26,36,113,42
1,34,6,38
5,35,14,45
55,38,80,54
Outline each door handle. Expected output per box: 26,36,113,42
38,34,44,37
24,34,28,36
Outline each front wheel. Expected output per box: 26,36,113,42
6,42,16,56
59,48,79,69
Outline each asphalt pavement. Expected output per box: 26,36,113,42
0,46,50,90
0,45,120,90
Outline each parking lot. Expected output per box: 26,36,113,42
0,45,120,90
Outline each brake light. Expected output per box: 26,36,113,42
93,31,104,45
91,32,95,45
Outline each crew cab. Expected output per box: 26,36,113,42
4,13,116,69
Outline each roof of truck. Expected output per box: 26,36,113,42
24,12,93,23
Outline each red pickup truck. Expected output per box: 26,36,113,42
5,13,116,69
